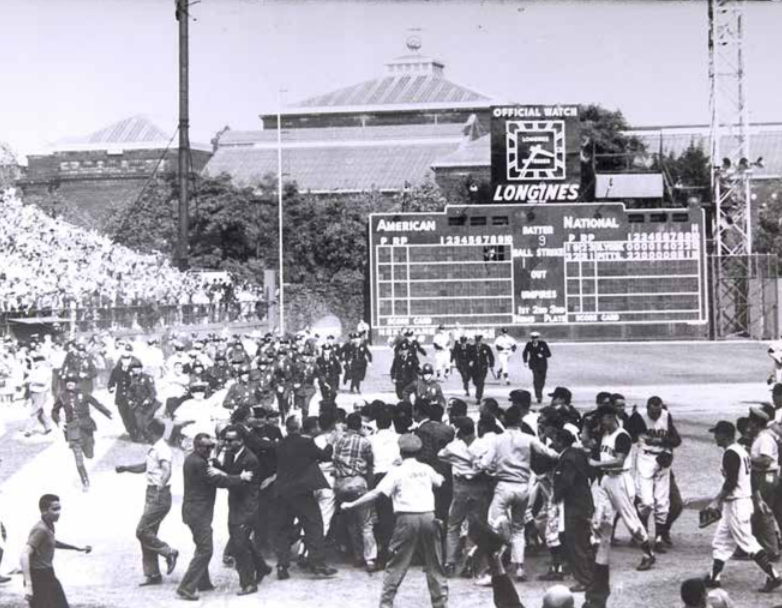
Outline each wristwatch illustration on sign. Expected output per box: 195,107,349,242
506,120,566,181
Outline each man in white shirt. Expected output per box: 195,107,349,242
478,404,559,582
369,407,400,564
115,418,180,586
747,406,782,559
343,434,448,608
25,355,53,437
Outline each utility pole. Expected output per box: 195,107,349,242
176,0,191,271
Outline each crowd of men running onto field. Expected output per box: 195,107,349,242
4,325,782,608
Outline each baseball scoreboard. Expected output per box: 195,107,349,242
369,203,708,339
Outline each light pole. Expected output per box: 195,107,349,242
277,88,286,334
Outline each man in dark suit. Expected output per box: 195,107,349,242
176,433,253,601
214,425,271,596
522,331,552,404
273,416,337,580
552,428,595,598
415,400,456,522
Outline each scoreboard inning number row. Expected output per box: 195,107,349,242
369,203,707,338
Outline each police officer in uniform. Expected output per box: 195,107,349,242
222,365,256,411
316,345,342,402
522,331,552,404
402,363,446,407
390,341,419,401
470,335,495,405
127,361,161,443
291,354,318,417
451,336,472,397
206,353,233,390
342,332,372,394
51,376,113,491
254,358,277,413
108,345,143,440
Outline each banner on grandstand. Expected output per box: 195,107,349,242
490,105,582,203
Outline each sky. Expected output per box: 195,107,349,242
1,0,780,160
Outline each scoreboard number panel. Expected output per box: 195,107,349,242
369,203,708,339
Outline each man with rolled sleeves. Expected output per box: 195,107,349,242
522,332,551,404
343,434,448,608
115,418,179,587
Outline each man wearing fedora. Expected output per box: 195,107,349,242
343,433,448,608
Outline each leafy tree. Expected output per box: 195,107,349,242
659,141,711,206
753,179,782,260
579,104,646,200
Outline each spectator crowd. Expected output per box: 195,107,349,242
0,190,264,326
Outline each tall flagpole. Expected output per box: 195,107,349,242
277,89,285,334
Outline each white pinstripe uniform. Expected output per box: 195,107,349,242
596,426,648,563
712,442,762,561
635,410,673,527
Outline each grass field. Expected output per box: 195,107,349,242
0,340,779,608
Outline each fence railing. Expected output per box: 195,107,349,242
1,301,268,335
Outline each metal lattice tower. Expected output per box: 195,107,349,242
709,0,751,255
708,0,754,338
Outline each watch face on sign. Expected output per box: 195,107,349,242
506,120,566,181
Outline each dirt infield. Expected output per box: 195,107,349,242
0,340,779,608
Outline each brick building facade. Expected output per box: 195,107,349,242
20,116,211,217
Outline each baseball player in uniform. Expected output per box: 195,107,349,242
494,329,517,386
432,326,452,380
768,338,782,385
705,420,782,593
627,396,682,550
588,405,656,571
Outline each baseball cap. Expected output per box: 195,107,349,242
549,387,572,401
398,434,422,455
530,331,540,338
749,405,772,423
709,420,736,435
